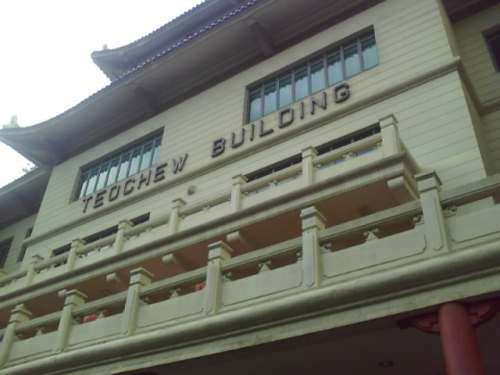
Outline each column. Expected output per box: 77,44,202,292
66,239,85,272
300,206,326,288
121,268,153,336
0,304,32,366
416,171,449,252
54,290,87,353
25,254,44,287
439,303,485,375
169,198,186,235
231,175,247,211
379,114,402,156
114,220,133,254
203,241,233,315
301,146,317,187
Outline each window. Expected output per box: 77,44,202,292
77,132,162,199
485,27,500,72
247,29,378,122
0,238,13,268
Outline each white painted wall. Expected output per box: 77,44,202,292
27,0,487,259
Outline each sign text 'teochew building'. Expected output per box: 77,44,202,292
1,0,500,373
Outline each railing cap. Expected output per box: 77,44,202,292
208,241,233,261
416,170,442,193
379,114,399,129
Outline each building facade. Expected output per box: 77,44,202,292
0,0,500,373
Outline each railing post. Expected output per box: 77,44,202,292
204,241,233,315
121,268,153,336
302,146,317,186
379,114,402,156
300,206,327,288
169,198,186,235
0,304,32,366
231,175,247,211
114,220,133,254
66,239,85,272
25,254,43,287
54,289,87,353
416,171,449,252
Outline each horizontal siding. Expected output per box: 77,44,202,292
28,0,487,258
454,4,500,105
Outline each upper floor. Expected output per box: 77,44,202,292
0,0,499,372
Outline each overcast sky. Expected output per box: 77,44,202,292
0,0,204,188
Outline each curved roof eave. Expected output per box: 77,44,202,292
91,0,236,80
0,0,262,167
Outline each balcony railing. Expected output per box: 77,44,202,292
0,168,499,370
0,115,417,297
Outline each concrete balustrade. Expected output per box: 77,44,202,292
114,220,133,254
169,198,186,235
1,178,500,368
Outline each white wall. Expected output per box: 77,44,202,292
0,214,36,273
28,0,486,259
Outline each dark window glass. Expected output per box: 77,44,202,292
249,89,262,122
361,34,378,69
327,51,343,85
95,161,110,191
310,59,326,93
85,167,99,196
128,147,142,176
107,157,120,186
140,142,154,171
152,138,161,164
294,66,309,100
344,42,361,78
117,152,131,182
263,81,277,115
0,238,13,268
247,29,377,121
79,171,89,198
278,74,293,108
486,30,500,71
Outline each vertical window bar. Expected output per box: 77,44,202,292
357,36,364,71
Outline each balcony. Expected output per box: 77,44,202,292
1,115,500,373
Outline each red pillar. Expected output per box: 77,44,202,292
438,303,485,375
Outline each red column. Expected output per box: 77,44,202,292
438,303,485,375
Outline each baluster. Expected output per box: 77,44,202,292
54,290,87,353
379,114,402,156
169,198,186,235
416,171,449,252
301,146,317,187
300,206,327,288
203,241,233,315
66,239,85,272
114,220,133,254
121,268,153,336
231,175,247,211
25,254,44,287
0,304,32,366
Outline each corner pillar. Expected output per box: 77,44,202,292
54,290,87,353
121,268,153,336
416,171,449,252
203,241,232,315
300,206,326,288
301,147,317,186
0,304,32,366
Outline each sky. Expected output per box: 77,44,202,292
0,0,204,188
